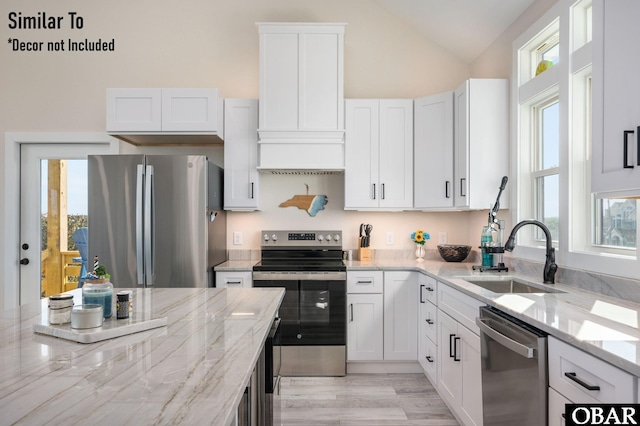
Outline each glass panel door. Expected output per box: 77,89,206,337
20,144,111,304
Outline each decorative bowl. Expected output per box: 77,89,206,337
437,244,472,262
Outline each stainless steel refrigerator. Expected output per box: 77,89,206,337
88,155,226,288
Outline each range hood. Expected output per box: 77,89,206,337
257,23,346,170
257,130,345,172
106,88,224,146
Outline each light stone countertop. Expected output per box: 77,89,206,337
217,258,640,377
215,260,260,271
0,287,285,426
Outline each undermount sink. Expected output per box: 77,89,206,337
463,278,565,294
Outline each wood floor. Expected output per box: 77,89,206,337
279,373,459,425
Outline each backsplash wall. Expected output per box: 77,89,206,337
226,173,501,253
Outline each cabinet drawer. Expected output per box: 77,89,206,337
216,272,252,288
347,271,383,293
548,386,571,426
437,282,483,335
419,274,437,305
549,336,635,403
421,301,437,343
421,336,438,385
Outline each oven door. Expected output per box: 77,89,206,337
252,272,346,346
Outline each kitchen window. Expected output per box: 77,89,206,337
513,0,639,279
532,98,559,242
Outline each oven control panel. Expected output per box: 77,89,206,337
261,230,342,246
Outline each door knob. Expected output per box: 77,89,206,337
20,258,29,265
22,243,29,250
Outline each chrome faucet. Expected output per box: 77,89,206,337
504,219,558,284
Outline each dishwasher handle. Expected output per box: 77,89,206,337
476,317,536,359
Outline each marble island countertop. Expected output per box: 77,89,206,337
0,287,284,426
217,258,640,377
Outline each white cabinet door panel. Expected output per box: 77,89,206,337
347,293,384,361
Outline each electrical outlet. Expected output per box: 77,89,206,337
438,232,447,244
386,232,394,245
233,231,243,245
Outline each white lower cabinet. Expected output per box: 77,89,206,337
347,293,384,361
438,310,483,426
548,336,636,425
215,271,252,288
548,387,571,426
383,271,418,360
346,270,417,362
437,281,483,426
418,274,438,384
347,271,384,361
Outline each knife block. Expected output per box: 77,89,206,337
358,239,371,261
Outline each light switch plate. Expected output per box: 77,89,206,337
386,232,394,245
439,232,447,244
233,231,243,245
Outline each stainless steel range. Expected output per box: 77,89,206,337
253,230,346,376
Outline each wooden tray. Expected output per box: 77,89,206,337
33,315,167,344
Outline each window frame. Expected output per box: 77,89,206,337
511,0,639,280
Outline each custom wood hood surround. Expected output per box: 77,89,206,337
257,23,346,171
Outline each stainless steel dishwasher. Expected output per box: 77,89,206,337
476,306,548,426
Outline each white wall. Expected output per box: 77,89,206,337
0,0,555,307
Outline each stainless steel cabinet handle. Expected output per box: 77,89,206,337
460,178,466,197
226,280,242,285
476,317,535,358
136,164,145,285
564,372,600,391
372,183,376,200
426,318,434,325
420,285,425,303
426,356,434,363
357,280,373,284
381,183,385,200
445,181,450,198
250,182,254,199
350,304,354,322
426,286,434,292
144,165,154,286
624,130,635,169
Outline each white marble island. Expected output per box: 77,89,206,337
0,287,284,426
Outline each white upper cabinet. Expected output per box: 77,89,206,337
257,23,346,170
223,99,259,211
345,99,413,210
454,79,509,209
106,88,222,144
414,92,454,209
592,0,640,196
107,88,162,132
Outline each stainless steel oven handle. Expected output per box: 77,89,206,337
252,271,346,281
476,317,535,359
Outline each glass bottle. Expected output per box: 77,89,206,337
481,226,493,267
82,279,114,318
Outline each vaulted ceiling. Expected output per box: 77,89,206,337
375,0,535,63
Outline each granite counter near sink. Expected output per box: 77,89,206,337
0,287,284,426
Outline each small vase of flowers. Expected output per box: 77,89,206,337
410,229,430,262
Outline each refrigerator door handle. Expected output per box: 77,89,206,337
136,164,145,285
145,164,154,286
